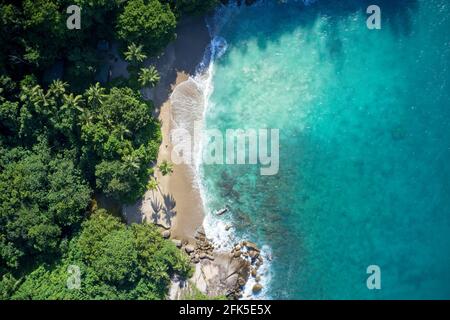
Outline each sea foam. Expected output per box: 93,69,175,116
169,2,274,299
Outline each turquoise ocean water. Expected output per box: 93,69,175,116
198,0,450,299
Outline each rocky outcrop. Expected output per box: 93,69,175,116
227,240,265,295
169,226,265,300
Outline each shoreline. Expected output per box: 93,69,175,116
157,72,205,242
123,10,265,300
123,16,210,244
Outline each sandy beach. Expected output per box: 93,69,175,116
123,16,211,244
114,8,266,300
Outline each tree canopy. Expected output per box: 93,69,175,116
116,0,177,54
0,143,91,275
11,211,192,300
0,0,219,301
163,0,219,16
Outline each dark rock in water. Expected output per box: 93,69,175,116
327,38,343,58
391,125,407,141
252,284,263,293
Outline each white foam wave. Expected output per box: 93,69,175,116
170,1,276,300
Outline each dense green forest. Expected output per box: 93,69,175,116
0,0,218,299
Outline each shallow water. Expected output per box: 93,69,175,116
200,0,450,299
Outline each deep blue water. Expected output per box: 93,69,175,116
200,0,450,299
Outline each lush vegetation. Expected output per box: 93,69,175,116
0,142,91,275
0,0,218,300
182,285,227,301
9,211,191,300
116,0,177,55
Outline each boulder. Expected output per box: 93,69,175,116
185,245,195,254
252,284,263,293
172,239,182,248
162,230,171,239
248,250,259,259
245,241,260,252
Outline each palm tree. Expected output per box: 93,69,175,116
138,66,160,88
98,113,113,129
78,109,94,127
63,93,84,113
49,80,68,97
147,176,159,193
124,43,147,66
114,124,131,141
158,160,173,176
85,82,106,108
29,85,49,107
122,154,140,171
